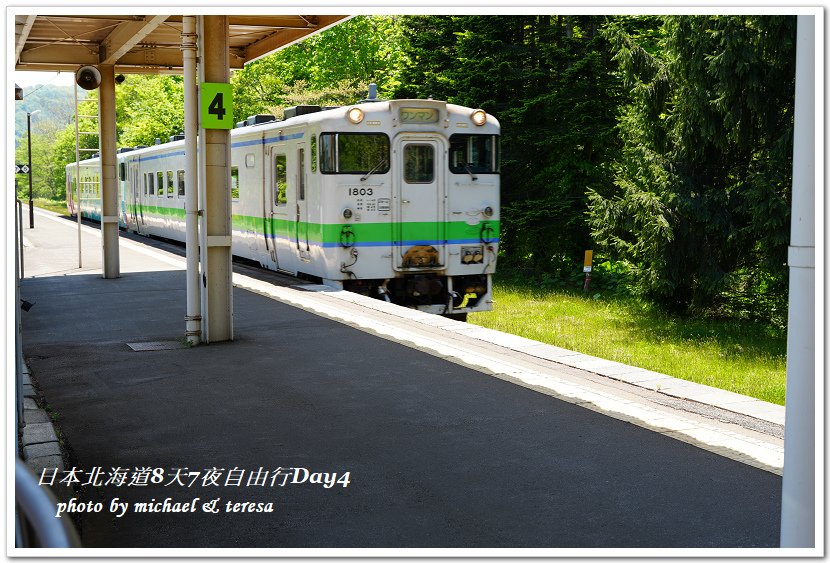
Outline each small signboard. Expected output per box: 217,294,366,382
200,83,234,130
15,164,31,174
583,250,593,273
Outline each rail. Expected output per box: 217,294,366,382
15,459,82,548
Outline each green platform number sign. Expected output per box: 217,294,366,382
201,83,233,129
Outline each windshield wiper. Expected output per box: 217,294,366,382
462,163,478,181
360,159,387,182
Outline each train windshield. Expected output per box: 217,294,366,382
449,134,500,174
320,133,390,174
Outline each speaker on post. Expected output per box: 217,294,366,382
75,66,101,90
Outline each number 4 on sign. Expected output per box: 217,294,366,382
208,93,225,120
200,83,233,130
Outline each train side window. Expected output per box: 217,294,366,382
449,134,500,174
403,144,434,184
119,162,126,181
148,173,155,196
167,170,174,198
274,154,287,206
144,173,149,195
298,149,305,201
231,166,240,200
320,134,335,173
156,172,164,198
319,133,389,174
177,170,185,197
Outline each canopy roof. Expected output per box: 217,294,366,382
14,14,349,74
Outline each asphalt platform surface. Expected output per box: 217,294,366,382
18,209,782,550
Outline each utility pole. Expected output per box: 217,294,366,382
26,109,40,228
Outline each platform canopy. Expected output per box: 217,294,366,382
14,14,349,73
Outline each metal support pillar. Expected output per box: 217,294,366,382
780,14,817,549
198,15,233,342
182,16,202,345
98,64,120,279
26,112,35,228
15,199,24,429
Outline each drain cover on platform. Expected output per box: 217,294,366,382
126,341,185,352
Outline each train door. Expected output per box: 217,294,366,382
265,146,288,268
295,144,310,258
129,162,143,232
394,135,446,268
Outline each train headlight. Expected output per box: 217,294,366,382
471,109,487,126
343,208,353,219
347,107,364,124
483,206,494,217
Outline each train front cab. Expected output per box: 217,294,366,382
339,102,500,318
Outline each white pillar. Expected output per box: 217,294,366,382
98,64,120,279
182,16,201,345
198,15,233,342
780,14,817,549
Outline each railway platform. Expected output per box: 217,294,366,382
16,206,784,551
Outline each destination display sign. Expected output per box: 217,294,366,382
399,108,438,124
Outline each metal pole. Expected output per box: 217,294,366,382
27,112,34,228
780,14,817,549
74,84,82,268
183,15,202,345
15,459,82,547
15,199,24,428
18,199,24,279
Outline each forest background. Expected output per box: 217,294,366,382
14,14,796,328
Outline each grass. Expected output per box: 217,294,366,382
28,197,68,215
470,276,787,405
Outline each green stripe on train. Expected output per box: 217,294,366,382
127,204,499,244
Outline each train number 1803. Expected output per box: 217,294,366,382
348,187,373,196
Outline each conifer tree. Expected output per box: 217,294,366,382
588,15,795,315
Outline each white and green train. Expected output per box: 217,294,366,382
66,98,500,317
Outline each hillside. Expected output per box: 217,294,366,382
15,84,76,146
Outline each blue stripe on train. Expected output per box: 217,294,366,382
133,132,306,162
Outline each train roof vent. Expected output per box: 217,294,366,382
235,121,246,128
117,147,134,153
169,134,185,142
246,114,276,126
134,145,148,150
283,105,321,119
